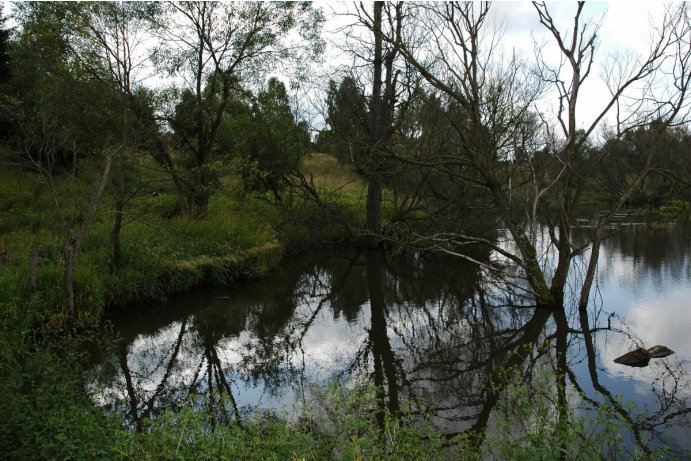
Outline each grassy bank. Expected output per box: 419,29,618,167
0,154,361,325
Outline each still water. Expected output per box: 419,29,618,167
91,224,691,455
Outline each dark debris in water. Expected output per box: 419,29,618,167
614,345,675,367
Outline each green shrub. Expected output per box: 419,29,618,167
660,200,690,222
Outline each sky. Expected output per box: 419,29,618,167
315,1,676,138
5,1,679,139
490,2,669,134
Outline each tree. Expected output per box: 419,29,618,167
9,2,113,172
358,2,691,308
240,77,312,203
9,2,130,327
153,1,323,219
359,1,404,238
596,123,691,208
323,76,368,165
358,2,552,301
67,1,163,268
531,2,691,308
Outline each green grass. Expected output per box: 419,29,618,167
0,160,362,319
300,152,364,194
2,151,689,459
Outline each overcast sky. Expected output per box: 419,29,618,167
492,2,669,133
315,1,675,138
5,1,678,139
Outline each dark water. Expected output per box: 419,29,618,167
91,224,691,455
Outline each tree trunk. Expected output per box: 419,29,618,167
579,129,661,309
550,220,572,307
111,197,124,269
488,181,555,306
366,173,383,237
188,191,209,220
65,238,76,329
64,148,115,328
578,221,606,309
366,2,385,244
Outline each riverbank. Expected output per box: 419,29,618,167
0,155,363,328
0,160,365,458
1,162,687,459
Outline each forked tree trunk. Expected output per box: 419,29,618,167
365,2,401,243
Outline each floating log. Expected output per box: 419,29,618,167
613,347,651,367
647,345,674,358
614,345,675,367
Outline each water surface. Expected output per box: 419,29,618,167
92,224,691,455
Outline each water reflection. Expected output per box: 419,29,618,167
92,226,691,455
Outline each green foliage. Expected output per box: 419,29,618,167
479,364,685,461
158,2,323,218
115,407,329,461
0,293,119,460
483,366,598,460
595,124,691,208
320,76,368,165
7,3,126,173
302,382,448,460
237,78,312,202
659,200,690,222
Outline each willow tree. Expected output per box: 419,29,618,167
153,1,323,219
360,2,691,307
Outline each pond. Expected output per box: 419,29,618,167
90,223,691,456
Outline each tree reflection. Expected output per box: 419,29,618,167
367,249,401,424
93,243,690,454
566,305,691,454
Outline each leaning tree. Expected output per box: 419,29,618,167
358,1,691,308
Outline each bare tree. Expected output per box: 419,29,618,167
359,2,691,308
531,1,691,308
359,2,554,303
